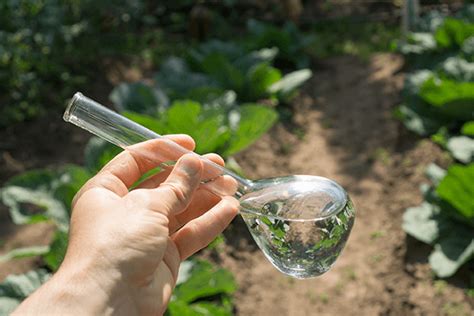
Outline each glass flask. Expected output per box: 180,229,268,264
64,92,355,278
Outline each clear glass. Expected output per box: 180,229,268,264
64,92,355,278
239,176,355,278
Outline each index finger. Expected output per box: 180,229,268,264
72,135,195,206
105,135,195,188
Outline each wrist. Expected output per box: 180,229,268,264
14,254,130,315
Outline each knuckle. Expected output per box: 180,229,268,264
221,197,239,214
161,182,189,209
180,221,198,237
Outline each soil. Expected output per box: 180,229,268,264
1,54,472,315
217,54,473,316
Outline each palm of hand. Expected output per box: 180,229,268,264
63,136,238,315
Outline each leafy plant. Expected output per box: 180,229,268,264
440,57,474,81
0,166,90,232
0,0,155,127
395,18,474,155
84,135,124,173
110,81,168,115
446,136,474,164
245,19,316,69
398,5,474,278
123,99,278,157
154,57,218,104
395,9,474,69
111,46,310,110
185,40,311,103
462,121,474,136
394,71,450,136
403,201,473,278
0,246,50,263
419,77,474,120
434,18,474,50
436,164,474,225
312,18,400,60
166,259,236,315
0,270,51,315
403,164,474,277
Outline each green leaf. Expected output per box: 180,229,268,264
0,166,89,230
0,246,50,262
167,300,197,316
429,226,474,277
129,166,163,190
189,302,232,316
246,63,281,100
402,202,442,244
0,269,51,315
207,234,225,251
0,297,21,316
245,19,313,68
234,47,279,71
269,69,312,100
425,163,447,185
440,57,474,81
166,100,202,133
224,157,245,177
4,170,56,191
122,111,168,133
417,11,446,33
246,19,292,55
184,88,231,106
176,260,195,286
126,101,232,155
403,70,433,97
166,101,230,154
461,121,474,136
173,259,236,303
393,103,447,136
84,137,123,173
0,270,50,298
446,136,474,163
188,40,244,68
167,301,232,316
431,126,449,147
462,36,474,56
53,165,90,208
119,99,277,160
43,231,68,272
419,77,474,120
224,104,278,156
436,163,474,225
1,186,69,231
155,57,215,100
200,53,244,93
109,82,166,115
397,33,437,55
435,18,474,49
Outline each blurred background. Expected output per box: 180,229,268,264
0,1,473,315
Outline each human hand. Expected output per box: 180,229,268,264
14,135,239,315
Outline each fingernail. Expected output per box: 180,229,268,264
180,155,200,176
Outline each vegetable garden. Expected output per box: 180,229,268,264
0,1,473,315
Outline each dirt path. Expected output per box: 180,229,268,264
217,54,472,316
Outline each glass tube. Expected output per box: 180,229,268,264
64,92,253,196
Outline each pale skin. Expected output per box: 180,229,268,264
14,135,239,315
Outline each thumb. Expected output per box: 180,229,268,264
150,154,203,215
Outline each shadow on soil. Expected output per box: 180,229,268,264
305,55,410,185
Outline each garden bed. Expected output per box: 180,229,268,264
1,53,471,315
